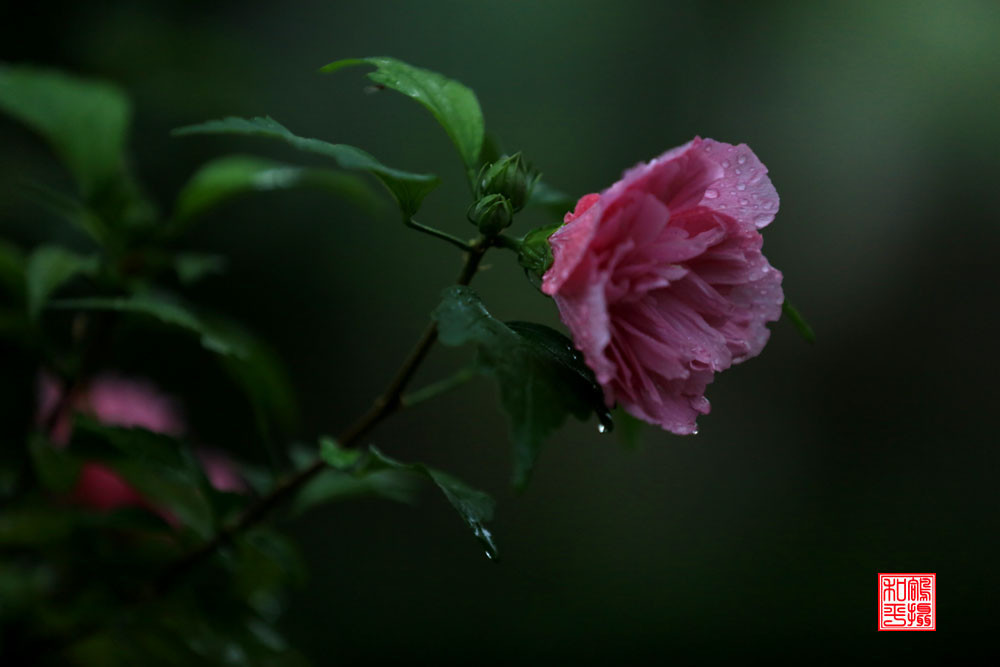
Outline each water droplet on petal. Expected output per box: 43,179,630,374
692,428,699,435
704,188,719,199
737,155,747,165
735,168,742,175
739,198,748,205
722,160,730,168
737,183,746,191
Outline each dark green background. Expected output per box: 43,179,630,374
2,0,997,662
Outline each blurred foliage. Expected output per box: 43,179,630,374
1,0,998,663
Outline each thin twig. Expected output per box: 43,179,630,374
401,366,478,409
405,218,473,251
156,237,490,591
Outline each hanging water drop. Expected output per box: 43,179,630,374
597,423,608,434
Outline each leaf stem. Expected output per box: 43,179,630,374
782,300,816,343
493,233,521,252
156,236,490,591
401,365,478,409
405,218,473,251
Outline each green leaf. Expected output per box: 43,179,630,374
171,154,381,232
292,439,418,515
310,439,496,555
433,286,611,489
24,245,98,320
49,293,247,358
319,436,361,469
366,446,497,559
293,468,418,514
48,295,297,439
72,419,214,537
20,181,115,248
0,65,130,200
782,300,816,343
323,57,485,170
172,116,439,218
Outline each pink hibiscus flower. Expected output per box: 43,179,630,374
37,372,245,516
542,137,783,434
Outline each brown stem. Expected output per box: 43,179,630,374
156,237,489,591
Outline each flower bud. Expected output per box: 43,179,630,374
475,153,539,212
467,194,514,237
517,223,561,282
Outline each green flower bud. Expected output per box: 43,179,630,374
467,194,514,237
475,152,539,212
517,222,561,282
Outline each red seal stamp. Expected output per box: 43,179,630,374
878,573,936,631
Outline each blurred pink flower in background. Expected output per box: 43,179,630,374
196,448,248,494
542,137,783,435
37,372,245,517
37,373,185,447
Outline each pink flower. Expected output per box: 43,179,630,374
37,373,245,517
37,373,185,448
195,449,248,494
541,137,783,434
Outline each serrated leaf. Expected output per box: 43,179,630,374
172,116,438,218
366,446,497,559
49,293,247,358
323,57,485,169
25,245,99,320
171,154,381,233
433,285,610,489
0,65,130,200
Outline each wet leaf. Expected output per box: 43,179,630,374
323,57,484,169
433,286,611,489
173,116,438,218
